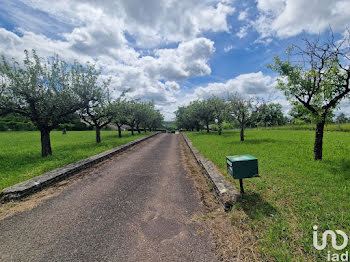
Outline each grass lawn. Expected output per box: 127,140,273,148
259,122,350,132
186,130,350,261
0,130,152,191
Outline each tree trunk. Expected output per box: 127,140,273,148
240,125,245,141
240,113,245,141
206,123,210,133
131,126,134,135
314,120,325,160
117,125,122,138
96,127,101,143
144,128,146,133
40,129,52,157
218,123,222,135
136,124,141,134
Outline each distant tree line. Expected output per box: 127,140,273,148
288,104,349,127
0,50,163,157
175,94,287,141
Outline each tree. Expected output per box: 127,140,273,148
175,102,203,131
80,80,113,143
149,110,164,131
289,103,313,122
112,99,128,138
227,93,252,141
193,100,215,133
175,106,192,130
269,30,350,160
260,103,287,127
336,112,348,124
134,102,151,134
0,50,94,157
207,96,227,135
142,102,163,132
124,100,138,135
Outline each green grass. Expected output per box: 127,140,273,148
259,122,350,132
0,130,152,191
186,130,350,261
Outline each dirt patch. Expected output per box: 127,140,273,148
180,135,262,262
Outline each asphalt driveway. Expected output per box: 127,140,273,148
0,134,217,262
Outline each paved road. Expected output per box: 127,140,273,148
0,134,217,262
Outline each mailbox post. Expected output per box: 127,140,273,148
226,154,259,194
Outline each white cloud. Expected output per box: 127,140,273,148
236,26,249,38
0,0,235,120
254,0,350,39
238,9,249,21
141,38,215,81
191,71,276,100
20,0,235,47
224,45,234,52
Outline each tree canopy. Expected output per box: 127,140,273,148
269,30,350,160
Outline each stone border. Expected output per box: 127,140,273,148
0,132,160,203
182,133,241,211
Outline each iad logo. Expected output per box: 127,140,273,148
313,225,349,261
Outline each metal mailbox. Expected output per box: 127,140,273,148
226,154,259,179
226,154,259,194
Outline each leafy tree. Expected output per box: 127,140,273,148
189,103,203,131
112,99,129,138
0,50,95,157
148,109,164,131
259,103,287,127
269,31,350,160
227,93,252,141
79,79,114,143
123,100,139,135
336,112,349,123
134,101,152,134
142,102,163,131
175,106,191,130
289,103,313,122
175,102,203,131
193,100,215,133
207,96,227,135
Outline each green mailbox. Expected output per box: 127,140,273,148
226,154,259,193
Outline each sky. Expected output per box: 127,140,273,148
0,0,350,120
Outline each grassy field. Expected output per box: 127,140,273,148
0,130,152,191
258,122,350,132
186,130,350,261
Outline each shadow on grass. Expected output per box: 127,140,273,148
322,159,350,180
236,192,278,220
226,138,279,145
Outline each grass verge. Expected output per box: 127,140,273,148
0,130,152,191
185,130,350,261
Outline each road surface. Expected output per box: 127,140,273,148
0,134,217,262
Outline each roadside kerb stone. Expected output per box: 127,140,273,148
0,132,160,203
182,133,241,211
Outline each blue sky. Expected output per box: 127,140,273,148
0,0,349,120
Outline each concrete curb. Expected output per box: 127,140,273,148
182,133,241,211
0,132,160,203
